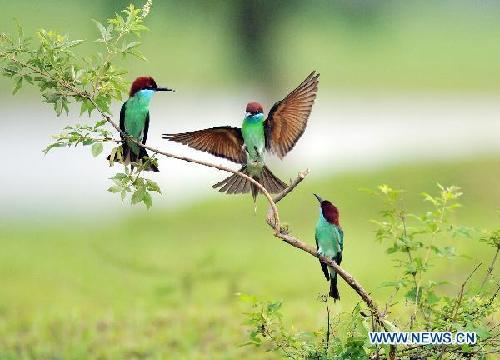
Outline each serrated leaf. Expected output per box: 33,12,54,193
63,39,84,48
91,142,103,157
12,77,22,94
93,19,108,41
143,191,152,209
146,179,161,193
42,142,65,154
107,185,121,193
121,41,141,52
94,119,107,128
131,187,145,205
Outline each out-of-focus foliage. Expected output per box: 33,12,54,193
241,185,499,359
0,159,499,359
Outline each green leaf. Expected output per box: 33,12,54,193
267,301,282,313
146,179,161,193
63,39,84,48
94,119,107,128
131,187,145,205
92,20,109,41
143,191,152,209
91,142,103,157
426,291,440,304
107,185,121,193
42,142,65,154
121,41,141,52
12,76,22,94
405,287,419,303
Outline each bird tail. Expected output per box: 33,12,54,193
107,143,159,172
329,272,340,301
212,165,287,202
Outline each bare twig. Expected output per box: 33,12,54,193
436,263,483,360
273,169,310,204
401,213,418,328
481,246,499,288
449,262,482,324
326,300,331,354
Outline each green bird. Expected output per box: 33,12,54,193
163,71,319,201
314,193,343,301
108,76,174,171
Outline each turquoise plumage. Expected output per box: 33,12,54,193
314,194,343,300
108,76,173,171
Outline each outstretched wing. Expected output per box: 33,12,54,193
163,127,246,164
264,71,319,158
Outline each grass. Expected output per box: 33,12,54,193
0,156,499,359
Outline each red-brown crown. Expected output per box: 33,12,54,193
321,201,340,226
246,102,264,114
130,76,158,96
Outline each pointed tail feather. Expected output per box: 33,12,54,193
329,273,340,301
107,143,159,172
213,165,286,201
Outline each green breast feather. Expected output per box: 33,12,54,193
241,114,265,165
124,97,149,140
315,214,342,258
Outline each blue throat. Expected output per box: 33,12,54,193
134,89,155,106
245,113,264,123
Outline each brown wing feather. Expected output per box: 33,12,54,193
163,126,246,164
264,71,320,158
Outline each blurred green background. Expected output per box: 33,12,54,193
1,1,499,359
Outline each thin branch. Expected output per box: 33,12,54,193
401,212,418,328
481,246,499,288
325,300,331,354
449,262,482,324
436,263,483,360
273,169,310,204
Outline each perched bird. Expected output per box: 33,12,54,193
314,193,343,301
108,76,174,172
163,71,319,201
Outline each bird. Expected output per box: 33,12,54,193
108,76,174,172
162,71,319,201
314,193,343,301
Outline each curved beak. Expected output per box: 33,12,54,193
155,86,175,92
313,193,323,203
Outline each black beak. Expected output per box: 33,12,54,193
313,193,323,203
155,86,175,92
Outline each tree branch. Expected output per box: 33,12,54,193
5,51,397,358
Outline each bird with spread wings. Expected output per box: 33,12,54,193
163,71,319,201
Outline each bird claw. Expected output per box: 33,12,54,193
317,249,325,257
